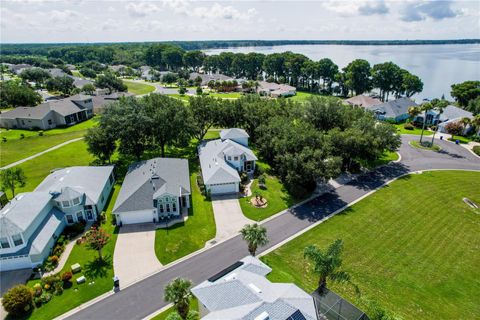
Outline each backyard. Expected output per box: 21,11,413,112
23,186,120,320
0,118,97,167
123,80,156,95
261,171,480,320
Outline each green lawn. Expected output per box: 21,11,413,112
123,80,156,95
5,140,95,198
359,150,399,170
410,140,441,151
286,91,322,102
203,129,221,140
448,135,473,144
395,123,433,136
25,186,120,320
207,92,242,99
167,94,191,102
70,70,82,77
0,118,97,167
240,162,305,221
150,298,199,320
154,171,216,264
261,171,480,320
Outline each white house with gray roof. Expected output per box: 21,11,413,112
0,94,93,130
192,256,319,320
113,158,191,225
199,129,257,195
0,166,114,271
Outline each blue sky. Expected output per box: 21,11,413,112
1,0,479,43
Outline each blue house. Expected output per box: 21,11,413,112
365,97,418,123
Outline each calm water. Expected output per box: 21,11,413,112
204,44,480,101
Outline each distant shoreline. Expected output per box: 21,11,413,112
1,39,479,51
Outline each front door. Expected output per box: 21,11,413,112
86,210,94,220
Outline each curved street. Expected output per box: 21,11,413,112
64,136,480,320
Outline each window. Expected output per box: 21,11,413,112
172,203,176,212
228,156,232,160
166,204,170,212
66,215,74,224
0,237,10,249
62,200,70,208
109,174,114,185
234,156,239,161
48,119,53,125
101,195,105,203
159,204,164,213
153,199,158,207
12,234,23,246
73,197,80,205
159,198,163,203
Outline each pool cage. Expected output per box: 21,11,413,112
312,289,369,320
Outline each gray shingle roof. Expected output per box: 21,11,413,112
192,256,317,320
198,139,257,185
0,105,52,120
113,158,190,214
220,128,249,141
29,208,64,255
0,192,52,235
35,166,114,206
438,105,473,122
366,97,417,119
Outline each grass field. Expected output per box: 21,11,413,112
150,298,199,320
261,171,480,320
286,91,323,102
5,140,95,198
395,123,433,136
24,187,120,320
154,170,216,264
359,150,399,170
123,80,156,95
0,118,97,166
167,94,190,102
207,92,242,99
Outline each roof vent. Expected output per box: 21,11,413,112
254,311,269,320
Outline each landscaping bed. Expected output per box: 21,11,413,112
261,171,480,320
409,140,441,151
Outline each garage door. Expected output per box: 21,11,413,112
119,210,154,225
0,256,32,272
209,183,238,195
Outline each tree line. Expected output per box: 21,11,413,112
86,94,400,197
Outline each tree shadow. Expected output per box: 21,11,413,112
346,162,411,191
290,192,349,223
84,254,111,279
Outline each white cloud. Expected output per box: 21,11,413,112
50,9,79,23
102,18,119,31
191,3,258,20
125,2,161,18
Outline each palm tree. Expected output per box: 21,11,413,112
240,223,268,256
430,99,449,146
471,115,480,135
164,278,192,320
407,106,421,122
419,102,433,144
304,239,350,293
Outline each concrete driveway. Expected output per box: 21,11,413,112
113,224,162,287
211,195,254,242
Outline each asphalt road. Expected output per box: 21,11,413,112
66,136,480,320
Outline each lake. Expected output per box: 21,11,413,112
204,44,480,101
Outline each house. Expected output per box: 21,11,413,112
198,128,257,195
91,91,134,114
47,68,68,78
9,64,32,75
112,158,191,225
256,81,296,97
73,77,94,89
190,72,233,86
139,66,154,81
192,256,319,320
344,94,382,108
0,166,114,271
365,97,418,123
65,64,76,70
0,94,93,130
415,105,473,126
109,65,127,73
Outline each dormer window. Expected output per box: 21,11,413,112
0,237,10,249
73,197,80,205
228,156,232,160
12,234,23,246
62,200,70,208
234,156,239,161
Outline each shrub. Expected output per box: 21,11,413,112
2,285,33,316
53,282,63,295
41,275,61,289
33,296,43,307
61,271,73,283
33,283,42,297
2,137,6,142
473,146,480,156
41,292,52,304
258,174,267,189
403,123,414,130
53,245,64,256
64,221,86,237
38,130,44,136
48,255,59,265
240,172,249,184
20,133,25,139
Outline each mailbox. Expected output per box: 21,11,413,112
113,276,120,291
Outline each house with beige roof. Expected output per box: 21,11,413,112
344,94,382,108
256,81,296,98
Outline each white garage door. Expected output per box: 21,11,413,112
209,183,238,195
0,256,32,272
119,210,153,225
